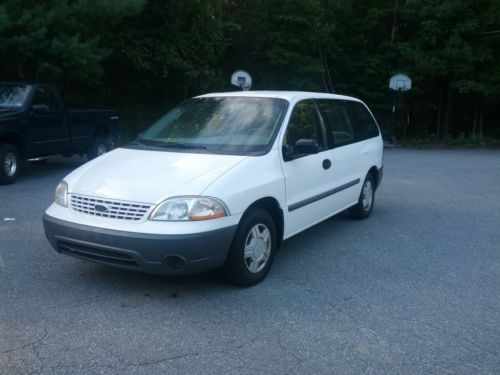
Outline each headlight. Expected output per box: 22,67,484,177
54,180,68,207
150,197,229,221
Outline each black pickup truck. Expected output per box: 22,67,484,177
0,82,120,184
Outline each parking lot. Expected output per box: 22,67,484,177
1,148,499,374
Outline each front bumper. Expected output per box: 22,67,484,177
43,214,237,275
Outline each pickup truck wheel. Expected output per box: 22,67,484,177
87,137,109,160
223,208,277,287
0,143,20,185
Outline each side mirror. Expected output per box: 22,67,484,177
283,139,319,161
32,104,50,115
293,138,319,156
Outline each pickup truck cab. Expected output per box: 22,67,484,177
44,91,383,286
0,82,120,184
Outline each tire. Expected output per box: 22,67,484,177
87,137,109,160
0,143,20,185
350,174,375,220
223,208,277,287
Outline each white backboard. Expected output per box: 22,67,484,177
389,74,412,91
231,70,252,91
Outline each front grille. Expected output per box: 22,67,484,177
70,194,152,221
58,241,139,268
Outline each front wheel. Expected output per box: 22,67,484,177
0,143,20,185
87,137,109,160
223,208,277,287
350,174,375,220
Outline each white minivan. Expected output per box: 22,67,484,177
44,91,383,286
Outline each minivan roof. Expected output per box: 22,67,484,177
197,91,362,103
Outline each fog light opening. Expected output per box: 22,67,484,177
163,255,188,272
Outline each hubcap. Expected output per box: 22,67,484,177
3,152,17,177
362,180,373,211
244,224,271,274
96,143,107,156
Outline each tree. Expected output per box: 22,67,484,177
399,0,497,138
0,0,144,86
106,0,229,102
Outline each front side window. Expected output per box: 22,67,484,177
32,87,61,112
317,100,355,147
283,100,323,152
138,97,288,155
346,101,380,141
0,84,30,108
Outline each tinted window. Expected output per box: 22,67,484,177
345,101,379,141
317,100,355,147
283,100,323,151
32,87,61,112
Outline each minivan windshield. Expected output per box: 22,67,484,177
137,97,288,155
0,84,30,109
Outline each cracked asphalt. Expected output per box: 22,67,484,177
1,148,500,374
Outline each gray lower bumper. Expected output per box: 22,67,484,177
43,214,237,275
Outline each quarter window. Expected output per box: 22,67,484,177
345,101,380,141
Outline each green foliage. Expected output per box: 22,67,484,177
105,0,229,101
0,0,144,84
0,0,498,141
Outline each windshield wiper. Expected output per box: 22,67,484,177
137,138,207,150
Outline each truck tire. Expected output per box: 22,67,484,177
87,137,110,160
0,143,20,185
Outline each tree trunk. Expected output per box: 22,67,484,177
472,103,478,137
479,104,484,139
390,0,399,45
436,82,445,140
443,88,453,138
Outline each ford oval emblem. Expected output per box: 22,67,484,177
94,204,109,213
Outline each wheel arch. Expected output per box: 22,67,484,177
241,197,284,248
94,125,110,140
367,165,379,189
0,132,27,159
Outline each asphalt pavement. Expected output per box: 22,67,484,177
1,148,500,374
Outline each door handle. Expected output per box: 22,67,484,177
322,159,332,170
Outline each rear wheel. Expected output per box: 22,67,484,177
87,137,109,160
350,174,375,219
223,208,277,287
0,143,20,185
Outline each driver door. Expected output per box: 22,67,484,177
280,99,337,237
27,86,68,155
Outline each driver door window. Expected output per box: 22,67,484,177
283,100,324,158
32,87,61,113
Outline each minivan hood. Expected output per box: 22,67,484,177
66,148,247,204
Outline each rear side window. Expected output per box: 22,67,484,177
345,101,380,141
316,100,355,147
